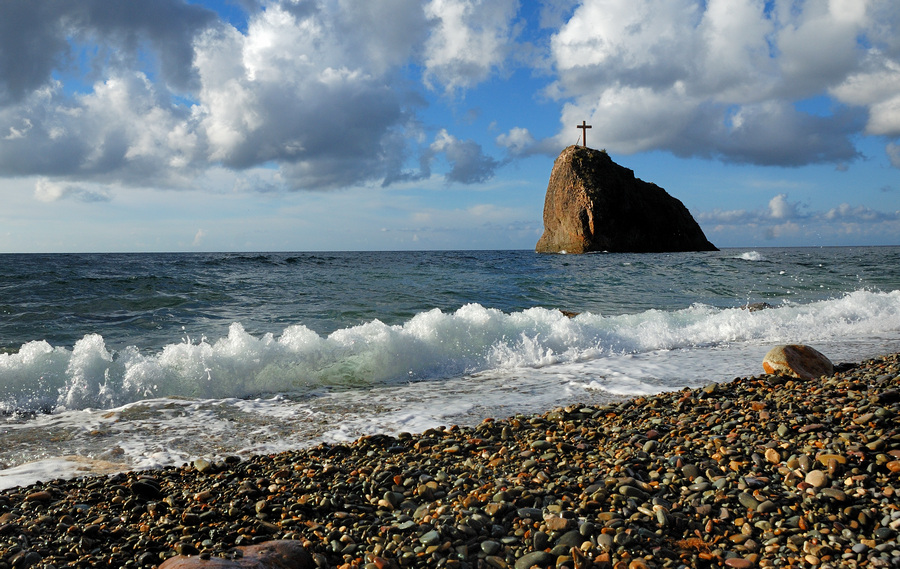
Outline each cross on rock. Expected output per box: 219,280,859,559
577,121,592,147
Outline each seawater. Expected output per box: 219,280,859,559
2,247,900,489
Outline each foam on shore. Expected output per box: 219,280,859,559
3,289,900,416
2,352,900,568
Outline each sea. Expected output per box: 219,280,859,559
2,247,900,490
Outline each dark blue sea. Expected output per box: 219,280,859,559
2,248,900,488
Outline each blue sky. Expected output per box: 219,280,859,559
0,0,899,252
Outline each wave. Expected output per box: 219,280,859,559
737,251,766,261
2,290,899,414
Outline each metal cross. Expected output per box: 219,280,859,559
577,121,592,147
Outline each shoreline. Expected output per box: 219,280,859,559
2,354,900,568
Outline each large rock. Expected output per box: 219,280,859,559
762,344,834,380
535,145,717,253
159,541,313,569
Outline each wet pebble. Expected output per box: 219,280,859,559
3,352,900,569
515,551,556,569
804,469,828,488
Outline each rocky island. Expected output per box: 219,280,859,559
536,146,717,254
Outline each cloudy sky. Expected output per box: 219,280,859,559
1,0,899,252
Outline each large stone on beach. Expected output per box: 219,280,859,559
515,551,557,569
535,145,717,253
762,344,833,380
159,541,313,569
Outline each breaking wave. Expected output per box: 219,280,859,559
737,251,766,261
2,290,900,414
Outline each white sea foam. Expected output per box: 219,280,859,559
738,251,765,261
2,290,900,416
0,456,129,491
3,290,900,490
4,249,900,490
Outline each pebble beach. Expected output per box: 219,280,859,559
3,353,900,569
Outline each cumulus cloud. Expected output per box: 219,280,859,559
496,127,536,155
0,0,216,104
698,193,900,245
4,0,900,202
191,6,411,188
768,193,804,220
422,0,520,93
698,194,807,225
0,0,519,192
0,72,198,184
825,203,900,223
0,2,68,104
197,0,514,189
429,129,499,184
545,0,900,167
0,0,217,185
831,59,900,136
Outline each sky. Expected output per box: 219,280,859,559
0,0,899,252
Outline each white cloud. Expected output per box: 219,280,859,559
831,56,900,137
768,193,802,220
4,118,31,140
552,0,700,87
0,72,197,184
496,127,536,155
697,0,774,100
697,208,754,225
192,229,207,246
429,129,499,184
825,203,900,222
0,0,216,104
34,178,111,203
2,0,900,209
423,0,520,93
191,5,414,187
866,96,900,137
0,0,520,193
774,0,865,95
34,179,68,202
330,0,430,74
706,193,900,228
698,193,808,225
697,192,900,246
548,0,898,166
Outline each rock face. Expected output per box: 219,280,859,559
535,145,717,254
762,344,834,380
